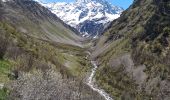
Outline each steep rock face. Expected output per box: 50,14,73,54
93,0,170,99
39,0,123,37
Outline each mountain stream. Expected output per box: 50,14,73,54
87,61,113,100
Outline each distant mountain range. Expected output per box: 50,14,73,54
37,0,123,37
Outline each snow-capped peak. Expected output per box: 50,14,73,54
76,0,104,3
76,0,91,3
36,0,123,37
2,0,11,2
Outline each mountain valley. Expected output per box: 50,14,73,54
0,0,170,100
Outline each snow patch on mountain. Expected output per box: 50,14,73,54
36,0,123,37
2,0,11,2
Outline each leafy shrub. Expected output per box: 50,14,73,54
0,88,9,100
0,60,11,83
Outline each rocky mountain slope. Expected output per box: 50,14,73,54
0,0,104,99
92,0,170,99
38,0,123,37
1,0,84,46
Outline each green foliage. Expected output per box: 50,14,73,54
93,38,137,99
0,88,9,100
133,25,145,37
0,22,90,80
93,1,170,98
0,60,11,83
95,65,138,99
97,38,131,65
163,27,170,34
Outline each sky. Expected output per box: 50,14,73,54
40,0,133,9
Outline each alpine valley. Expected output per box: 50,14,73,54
0,0,170,100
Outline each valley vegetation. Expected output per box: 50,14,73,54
0,0,170,100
